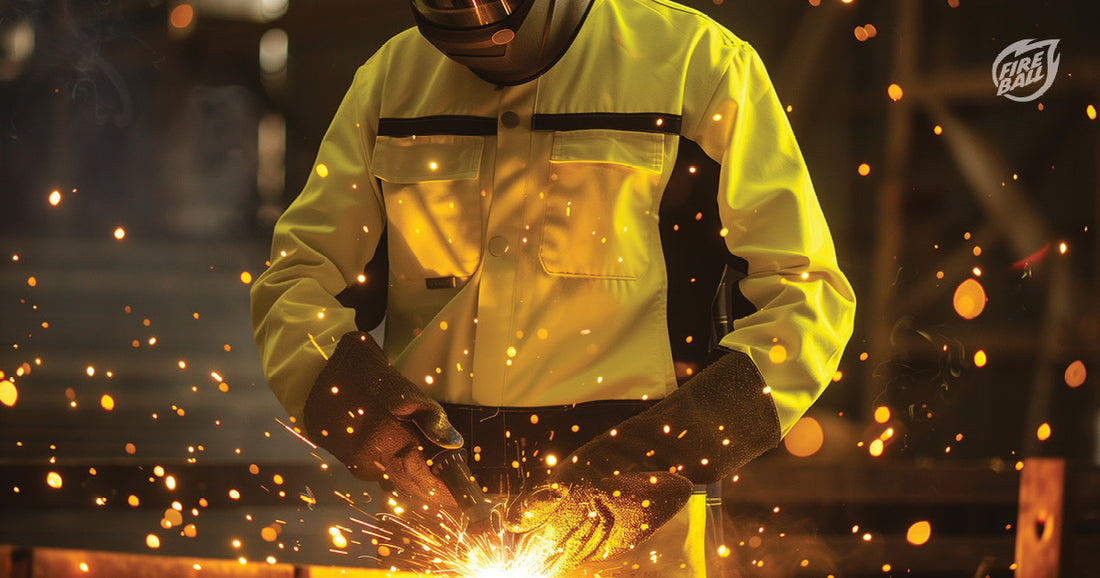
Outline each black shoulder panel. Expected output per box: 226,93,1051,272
659,137,756,383
336,233,389,332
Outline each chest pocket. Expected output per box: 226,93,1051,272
372,134,484,280
539,129,664,279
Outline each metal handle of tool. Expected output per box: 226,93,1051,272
429,447,498,535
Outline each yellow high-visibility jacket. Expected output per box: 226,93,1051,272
251,0,856,442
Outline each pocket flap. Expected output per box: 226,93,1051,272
550,129,664,173
373,134,484,183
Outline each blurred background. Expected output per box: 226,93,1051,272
1,0,1098,576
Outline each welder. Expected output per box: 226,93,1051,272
250,0,856,574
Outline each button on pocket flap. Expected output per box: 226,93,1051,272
373,134,484,183
550,129,664,173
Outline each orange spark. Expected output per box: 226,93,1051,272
784,417,824,458
952,278,986,319
1036,423,1051,441
887,83,903,101
0,380,17,407
907,521,932,545
1064,360,1086,388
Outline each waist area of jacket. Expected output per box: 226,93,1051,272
440,399,657,494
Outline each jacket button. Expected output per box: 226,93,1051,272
500,111,520,128
488,236,510,256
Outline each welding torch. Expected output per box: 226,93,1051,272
428,447,500,536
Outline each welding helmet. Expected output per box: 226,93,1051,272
411,0,592,85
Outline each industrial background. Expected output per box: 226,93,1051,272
2,0,1099,576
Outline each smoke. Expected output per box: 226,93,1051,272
3,0,158,127
868,316,969,458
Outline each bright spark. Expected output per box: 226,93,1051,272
347,508,553,578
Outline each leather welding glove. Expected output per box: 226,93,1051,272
506,348,781,573
303,332,463,507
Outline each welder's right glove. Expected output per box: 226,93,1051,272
302,332,464,506
506,348,782,574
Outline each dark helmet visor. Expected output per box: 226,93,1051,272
411,0,527,29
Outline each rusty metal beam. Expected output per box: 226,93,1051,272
1014,458,1066,578
297,567,420,578
0,547,424,578
8,547,294,578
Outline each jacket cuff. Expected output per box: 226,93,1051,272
301,331,397,466
607,348,781,485
690,348,782,480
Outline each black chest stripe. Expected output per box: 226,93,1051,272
532,113,682,134
378,116,498,137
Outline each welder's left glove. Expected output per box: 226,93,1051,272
506,348,781,574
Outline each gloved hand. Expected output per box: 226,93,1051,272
303,332,463,506
508,471,692,576
506,348,782,573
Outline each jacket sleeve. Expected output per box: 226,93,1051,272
684,44,856,436
250,64,387,423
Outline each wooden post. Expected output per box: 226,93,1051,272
865,0,918,418
1,545,11,578
1015,458,1066,578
